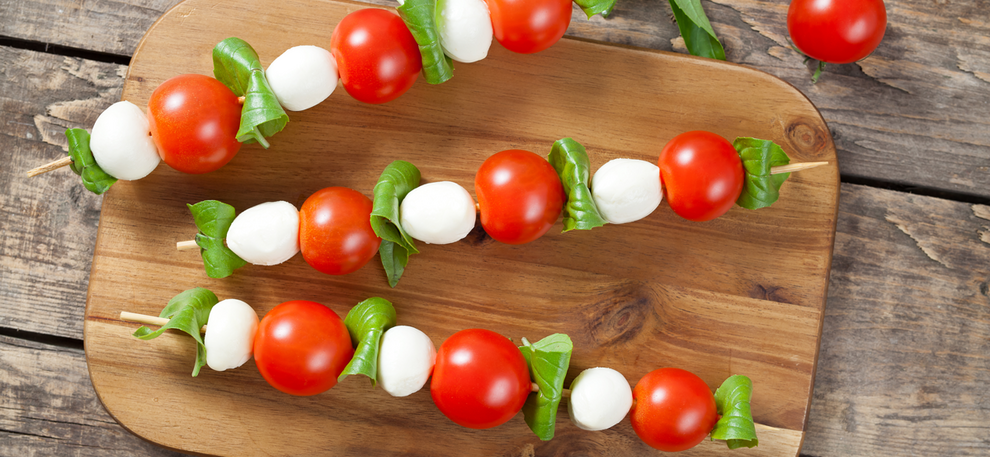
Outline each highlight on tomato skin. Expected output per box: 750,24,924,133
475,149,565,245
298,187,381,275
630,367,720,452
657,131,744,222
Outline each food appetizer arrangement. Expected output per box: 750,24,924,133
120,287,759,451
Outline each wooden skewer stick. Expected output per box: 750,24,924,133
176,240,199,251
531,382,571,398
120,311,207,333
771,161,828,174
26,157,73,177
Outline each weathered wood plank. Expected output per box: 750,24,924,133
802,183,990,456
0,46,124,339
0,334,185,457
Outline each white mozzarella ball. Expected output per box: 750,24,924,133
399,181,476,244
265,46,338,111
89,101,160,180
567,367,633,431
436,0,494,63
591,159,663,224
378,326,437,397
226,201,300,266
204,299,259,372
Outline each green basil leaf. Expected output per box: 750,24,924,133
733,137,791,210
213,37,289,148
711,375,759,449
132,287,219,377
573,0,617,18
668,0,726,60
398,0,453,85
371,160,421,287
64,128,117,195
188,200,247,278
548,138,607,232
339,297,398,386
519,334,573,441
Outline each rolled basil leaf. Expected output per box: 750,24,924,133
711,375,759,449
548,138,607,232
64,128,117,195
339,297,398,386
188,200,247,279
397,0,452,85
213,37,289,148
520,334,573,441
132,287,219,377
371,161,421,287
733,137,791,210
668,0,726,60
573,0,617,18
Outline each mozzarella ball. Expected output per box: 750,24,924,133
89,101,160,180
591,159,663,224
265,46,338,111
436,0,494,63
204,299,259,371
568,367,634,431
378,326,437,397
226,201,300,266
399,182,476,244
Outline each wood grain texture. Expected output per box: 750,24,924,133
80,0,838,455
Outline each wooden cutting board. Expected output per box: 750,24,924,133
83,0,839,455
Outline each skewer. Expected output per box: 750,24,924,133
770,161,827,174
120,311,207,333
26,157,73,177
176,240,199,251
531,382,571,398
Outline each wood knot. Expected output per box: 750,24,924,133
785,118,829,159
749,284,792,304
585,282,655,347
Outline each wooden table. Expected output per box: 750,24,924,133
1,0,987,455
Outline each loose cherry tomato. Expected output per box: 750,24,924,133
299,187,381,275
430,329,531,429
630,368,719,452
486,0,572,54
253,300,354,396
147,74,242,174
657,131,744,222
475,149,564,244
330,8,422,104
787,0,887,64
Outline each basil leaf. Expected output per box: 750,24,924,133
711,375,759,449
573,0,617,18
519,334,573,441
371,160,421,287
548,138,607,232
213,37,288,148
339,297,398,386
188,200,247,278
132,287,219,377
64,128,117,195
668,0,726,60
733,137,791,210
398,0,453,85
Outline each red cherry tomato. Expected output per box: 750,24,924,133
299,187,381,275
430,329,531,429
147,74,242,174
330,8,422,104
630,368,719,452
475,149,564,244
787,0,887,64
486,0,572,54
253,300,354,396
657,131,744,222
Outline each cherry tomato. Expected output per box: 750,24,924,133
147,74,242,174
299,187,381,275
430,329,531,429
253,300,354,396
657,131,744,222
630,368,719,452
486,0,572,54
330,9,422,104
787,0,887,64
475,149,564,244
